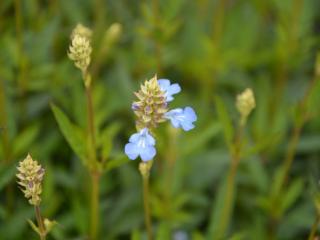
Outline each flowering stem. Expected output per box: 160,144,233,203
90,171,100,240
34,205,46,240
14,0,27,116
214,124,243,239
268,65,318,238
83,71,100,240
0,80,14,212
142,174,153,240
308,214,320,240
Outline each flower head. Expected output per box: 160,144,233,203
16,154,45,205
158,79,181,102
68,25,92,73
165,107,197,131
125,76,197,162
236,88,255,125
132,75,168,130
70,23,92,40
125,128,156,162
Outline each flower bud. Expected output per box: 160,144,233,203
236,88,255,125
133,75,168,130
139,161,153,178
16,154,45,205
104,23,122,44
68,24,92,73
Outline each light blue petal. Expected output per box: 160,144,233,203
158,79,181,102
165,107,197,131
167,83,181,95
140,145,156,162
125,143,139,160
184,107,197,122
145,133,156,146
158,79,171,89
129,132,141,143
181,121,195,131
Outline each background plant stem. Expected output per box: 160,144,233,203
90,171,100,240
214,124,243,239
142,175,153,240
84,72,100,240
308,214,320,240
34,205,46,240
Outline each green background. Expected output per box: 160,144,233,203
1,0,320,239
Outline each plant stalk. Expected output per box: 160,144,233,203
214,124,243,239
142,175,153,240
34,205,46,240
308,214,320,240
83,71,100,240
90,171,100,240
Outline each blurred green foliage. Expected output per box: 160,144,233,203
1,0,320,239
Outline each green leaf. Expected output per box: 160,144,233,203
12,125,39,158
27,219,41,236
207,174,237,240
215,96,234,150
51,104,87,165
131,229,142,240
280,178,303,215
104,155,128,172
0,164,16,191
99,123,122,161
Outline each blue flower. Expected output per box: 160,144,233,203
158,79,181,102
165,107,197,131
124,128,156,161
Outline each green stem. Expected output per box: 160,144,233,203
214,124,243,239
83,72,100,240
142,175,153,240
215,152,240,239
14,0,27,116
34,205,46,240
0,80,14,213
90,172,100,240
308,214,320,240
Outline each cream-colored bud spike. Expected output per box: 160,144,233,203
16,154,45,206
68,24,92,73
236,88,256,126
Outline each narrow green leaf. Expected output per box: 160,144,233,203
12,125,39,158
280,178,303,215
51,104,87,164
99,123,121,161
214,96,234,150
104,155,128,172
27,219,41,236
0,164,16,191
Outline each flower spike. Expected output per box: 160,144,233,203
124,75,197,162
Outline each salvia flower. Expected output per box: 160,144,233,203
125,128,156,161
125,75,197,162
165,107,197,131
68,24,92,73
16,154,45,206
158,79,181,102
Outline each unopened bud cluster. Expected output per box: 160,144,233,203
16,154,45,206
236,88,255,125
68,24,92,73
132,76,168,130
